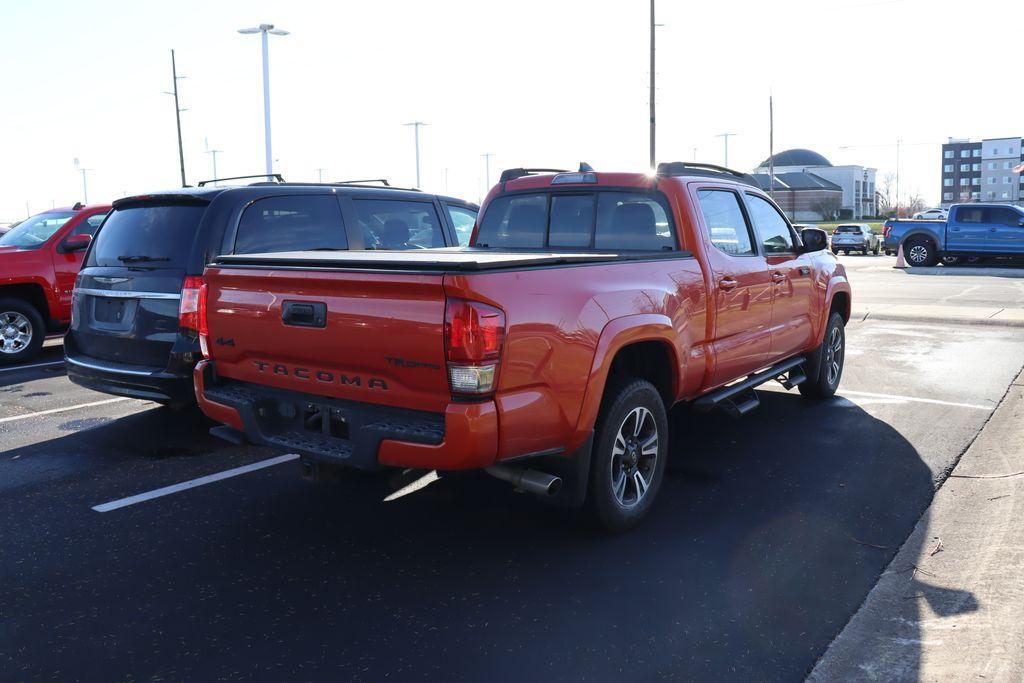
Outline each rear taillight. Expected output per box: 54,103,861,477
832,229,840,235
444,298,505,395
197,282,209,358
883,224,892,239
178,275,204,334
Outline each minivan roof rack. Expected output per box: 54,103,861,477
198,173,284,187
334,178,391,187
655,162,758,187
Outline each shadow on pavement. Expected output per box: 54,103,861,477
1,391,978,681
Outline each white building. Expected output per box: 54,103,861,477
754,149,877,219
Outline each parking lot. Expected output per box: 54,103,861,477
2,258,1023,681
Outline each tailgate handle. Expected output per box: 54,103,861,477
282,301,327,328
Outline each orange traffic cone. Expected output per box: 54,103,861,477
894,243,908,269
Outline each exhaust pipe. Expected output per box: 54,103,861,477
485,465,562,497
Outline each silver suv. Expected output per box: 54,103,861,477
831,223,880,256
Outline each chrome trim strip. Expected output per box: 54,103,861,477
76,288,181,300
65,355,164,377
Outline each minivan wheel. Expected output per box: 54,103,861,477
0,298,45,365
587,378,668,533
799,312,845,400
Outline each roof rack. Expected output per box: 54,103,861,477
655,162,758,187
334,178,391,187
197,173,284,187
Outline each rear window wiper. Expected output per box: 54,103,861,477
117,255,171,263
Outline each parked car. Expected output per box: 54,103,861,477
0,203,110,363
912,208,948,221
0,221,20,235
883,203,1024,266
64,178,477,406
831,223,880,255
192,162,851,531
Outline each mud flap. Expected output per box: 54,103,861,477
537,433,594,508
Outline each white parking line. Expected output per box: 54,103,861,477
840,390,992,411
0,397,132,424
92,453,300,513
0,360,64,374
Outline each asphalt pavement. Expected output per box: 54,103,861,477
3,314,1022,681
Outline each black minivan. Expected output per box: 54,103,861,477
65,180,478,406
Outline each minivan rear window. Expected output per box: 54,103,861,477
86,205,206,268
234,195,347,254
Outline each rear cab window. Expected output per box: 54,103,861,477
87,204,207,268
354,199,445,249
475,191,677,251
234,195,346,254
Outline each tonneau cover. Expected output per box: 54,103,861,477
213,249,687,271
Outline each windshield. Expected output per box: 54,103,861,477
86,204,206,268
0,211,75,249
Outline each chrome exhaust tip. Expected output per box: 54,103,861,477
485,465,562,497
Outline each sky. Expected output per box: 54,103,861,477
2,0,1022,221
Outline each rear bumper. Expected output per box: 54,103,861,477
65,346,195,405
194,360,498,471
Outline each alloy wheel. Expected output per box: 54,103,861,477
609,406,659,508
0,311,33,355
908,245,928,264
825,325,843,386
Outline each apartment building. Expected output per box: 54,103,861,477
941,137,1024,207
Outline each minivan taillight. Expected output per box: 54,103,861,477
178,276,204,334
444,298,505,395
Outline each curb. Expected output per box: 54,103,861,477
854,311,1024,329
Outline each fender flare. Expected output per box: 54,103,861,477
565,313,679,454
898,229,941,248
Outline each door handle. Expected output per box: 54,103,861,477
719,277,738,291
771,271,786,282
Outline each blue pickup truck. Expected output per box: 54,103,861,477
883,203,1024,266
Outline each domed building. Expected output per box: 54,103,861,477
752,148,876,221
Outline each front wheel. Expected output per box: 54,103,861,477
0,298,46,365
799,312,845,399
872,242,880,255
588,378,668,533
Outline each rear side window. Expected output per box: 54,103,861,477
446,204,478,246
234,195,346,254
697,190,755,256
354,199,445,249
594,193,673,251
86,205,206,268
476,194,547,248
745,194,794,253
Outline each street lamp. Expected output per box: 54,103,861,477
238,23,289,177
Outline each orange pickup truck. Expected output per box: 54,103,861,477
194,163,851,530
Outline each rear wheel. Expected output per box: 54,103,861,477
941,255,961,266
587,378,668,533
904,237,938,267
0,298,45,365
799,312,845,400
872,242,880,255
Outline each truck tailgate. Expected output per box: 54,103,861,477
203,266,451,413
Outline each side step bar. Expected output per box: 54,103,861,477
694,356,806,417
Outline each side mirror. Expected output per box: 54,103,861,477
800,227,829,253
59,233,92,253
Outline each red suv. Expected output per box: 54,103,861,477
0,203,110,363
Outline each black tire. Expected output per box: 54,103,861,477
941,255,961,266
0,298,46,365
587,378,668,533
872,242,880,255
904,236,938,267
799,312,845,400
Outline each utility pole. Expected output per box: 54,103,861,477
168,50,187,187
895,137,901,217
238,24,290,177
482,153,494,190
315,167,326,183
716,132,736,167
403,122,427,188
768,96,775,199
205,143,223,185
692,147,697,161
74,158,90,204
649,0,656,169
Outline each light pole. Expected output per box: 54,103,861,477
482,153,494,190
315,167,326,183
164,50,187,187
403,122,427,188
74,158,90,204
205,145,223,184
238,23,289,177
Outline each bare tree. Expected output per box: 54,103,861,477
903,193,926,216
809,195,842,221
877,172,895,215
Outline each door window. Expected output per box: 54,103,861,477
71,212,108,237
745,194,795,253
353,199,445,249
990,208,1023,227
235,195,346,254
446,205,478,246
697,190,756,256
